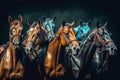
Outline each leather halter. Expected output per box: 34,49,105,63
94,28,112,46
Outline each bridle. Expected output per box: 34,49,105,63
94,27,112,47
26,31,42,48
44,22,55,35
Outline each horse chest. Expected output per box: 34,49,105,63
45,45,58,68
2,48,13,69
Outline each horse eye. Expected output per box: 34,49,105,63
20,29,23,33
37,32,40,36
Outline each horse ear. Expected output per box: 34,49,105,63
70,21,75,27
87,19,91,25
18,15,23,22
79,20,83,26
52,16,56,21
102,22,108,28
42,16,45,21
27,17,32,26
38,18,42,25
8,16,12,23
62,20,65,27
38,18,42,28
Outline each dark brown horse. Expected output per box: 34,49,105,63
22,19,46,80
44,21,76,80
0,15,24,80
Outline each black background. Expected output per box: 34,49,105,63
0,0,120,80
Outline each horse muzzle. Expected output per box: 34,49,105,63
25,46,34,54
13,40,20,49
48,32,55,41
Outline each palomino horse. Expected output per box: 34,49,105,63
0,15,24,80
42,16,56,42
69,20,117,80
22,19,46,80
44,21,77,80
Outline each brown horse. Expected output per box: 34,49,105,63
22,19,46,80
23,19,46,61
44,21,77,80
63,22,81,80
0,15,24,80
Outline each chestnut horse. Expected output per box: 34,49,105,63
44,21,77,80
64,22,81,80
0,15,24,80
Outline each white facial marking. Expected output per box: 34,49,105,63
29,28,34,31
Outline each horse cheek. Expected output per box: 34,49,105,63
60,35,66,46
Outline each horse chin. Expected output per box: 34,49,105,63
13,45,20,49
73,51,78,55
25,50,33,55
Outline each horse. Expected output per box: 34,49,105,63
44,21,78,80
67,20,117,80
53,21,80,80
74,20,91,40
22,19,47,80
65,20,91,79
42,16,56,42
0,15,24,80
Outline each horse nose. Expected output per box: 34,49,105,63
73,47,76,50
26,46,33,52
77,47,80,52
13,40,20,46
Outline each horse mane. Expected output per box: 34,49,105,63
30,21,38,28
39,26,46,41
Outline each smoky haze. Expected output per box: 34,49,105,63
0,0,120,80
0,5,113,45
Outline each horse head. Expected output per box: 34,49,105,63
74,20,91,40
62,21,80,55
94,22,117,56
24,19,46,56
8,15,23,49
42,16,56,42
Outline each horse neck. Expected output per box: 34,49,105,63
49,36,61,67
9,41,16,55
80,29,97,66
69,32,78,46
35,44,41,51
50,36,60,52
7,41,17,70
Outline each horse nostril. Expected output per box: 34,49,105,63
13,41,20,46
30,48,33,52
26,48,29,52
111,48,113,50
77,48,80,51
74,47,76,50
